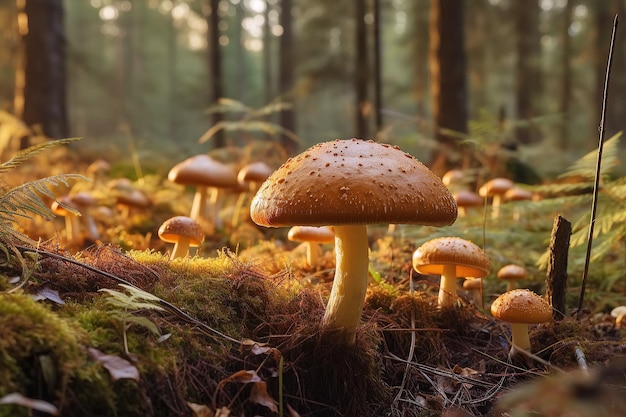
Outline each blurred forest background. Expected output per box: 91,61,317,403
0,0,624,179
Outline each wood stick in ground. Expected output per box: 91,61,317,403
546,215,571,321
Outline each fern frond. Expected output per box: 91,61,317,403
198,120,300,144
0,174,86,221
0,137,82,174
558,132,621,180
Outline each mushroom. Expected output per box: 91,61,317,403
610,306,626,328
413,237,491,308
463,277,484,307
250,139,457,343
51,196,82,246
453,190,483,217
168,154,238,228
70,191,100,242
288,226,335,267
479,178,514,219
158,216,204,260
497,264,528,291
490,289,552,357
504,186,534,221
232,161,274,227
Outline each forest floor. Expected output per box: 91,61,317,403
1,144,626,417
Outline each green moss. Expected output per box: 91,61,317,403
0,292,85,415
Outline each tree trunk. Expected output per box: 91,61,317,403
514,0,542,145
207,0,224,148
279,0,296,155
15,0,68,140
354,0,369,138
558,0,573,149
372,0,382,134
429,0,468,173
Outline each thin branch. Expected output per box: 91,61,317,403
578,14,618,313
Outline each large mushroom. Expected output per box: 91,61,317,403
168,154,238,228
250,139,457,343
412,237,491,308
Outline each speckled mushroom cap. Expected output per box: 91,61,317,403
250,139,458,227
158,216,204,246
412,237,491,278
288,226,335,243
168,154,238,188
490,289,552,324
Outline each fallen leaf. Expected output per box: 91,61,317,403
88,347,140,382
187,402,214,417
0,392,58,415
31,286,65,304
220,369,262,385
249,381,278,413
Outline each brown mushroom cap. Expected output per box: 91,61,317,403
463,277,483,290
490,289,552,324
158,216,204,246
479,178,514,197
454,190,483,208
250,139,457,227
504,187,534,202
168,154,238,188
288,226,335,244
497,264,528,281
238,161,274,185
412,237,491,278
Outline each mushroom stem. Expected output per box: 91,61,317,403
438,263,458,308
209,187,226,229
509,322,531,356
322,224,369,344
190,186,209,221
305,242,321,267
170,237,192,260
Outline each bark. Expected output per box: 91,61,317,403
16,0,68,139
546,215,571,321
207,0,224,148
429,0,468,173
278,0,297,155
354,0,369,138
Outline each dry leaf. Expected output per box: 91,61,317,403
0,392,59,415
88,347,140,382
249,381,278,413
187,402,215,417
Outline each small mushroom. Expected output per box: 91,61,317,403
463,277,484,307
251,139,458,344
413,237,491,308
232,161,274,227
479,178,514,219
490,289,552,357
158,216,204,260
287,226,335,267
70,191,100,242
51,196,82,246
497,264,528,291
168,154,238,228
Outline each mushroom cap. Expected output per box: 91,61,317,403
504,187,534,202
442,169,464,186
158,216,204,246
463,277,483,290
250,139,457,227
479,178,514,197
454,190,483,208
71,191,98,208
288,226,335,244
491,289,552,324
497,264,528,281
412,237,491,278
168,154,238,188
51,196,78,216
610,306,626,318
238,161,274,185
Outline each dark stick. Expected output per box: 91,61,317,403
546,215,571,320
578,15,618,313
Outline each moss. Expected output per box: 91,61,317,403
0,292,85,415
